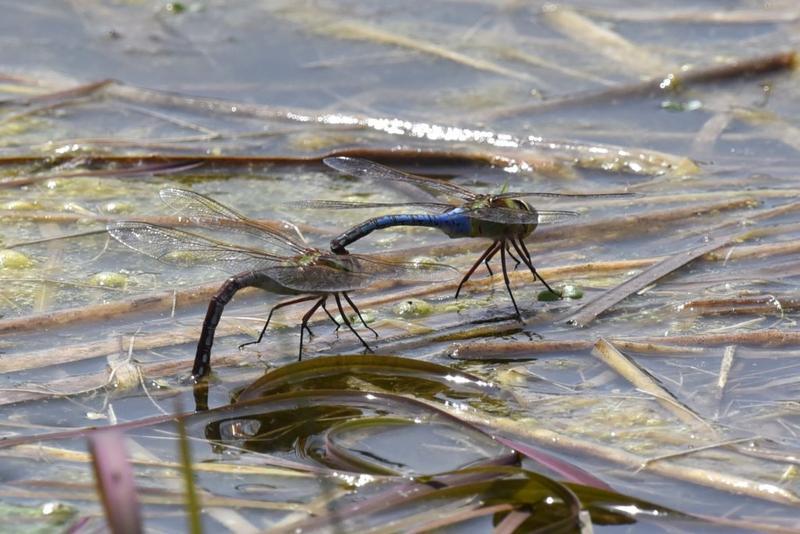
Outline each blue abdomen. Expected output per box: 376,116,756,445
331,212,472,251
330,207,539,252
432,210,473,238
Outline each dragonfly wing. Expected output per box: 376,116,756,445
536,209,581,224
159,188,308,254
264,254,458,293
287,199,452,213
262,264,374,293
462,206,579,225
160,187,247,220
107,221,279,272
323,157,476,201
464,205,542,225
494,191,634,200
351,255,459,283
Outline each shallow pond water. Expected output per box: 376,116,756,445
1,1,799,532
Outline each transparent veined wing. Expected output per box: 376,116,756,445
461,206,579,225
159,188,308,255
287,199,453,214
262,254,458,293
492,191,635,200
107,221,282,272
351,254,459,283
536,210,581,224
160,187,248,220
323,157,477,201
261,264,376,293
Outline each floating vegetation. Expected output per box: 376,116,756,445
538,288,562,301
393,298,434,317
0,249,33,269
87,271,128,288
0,501,77,531
559,284,583,299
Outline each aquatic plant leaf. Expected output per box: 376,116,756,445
494,435,613,490
567,484,690,526
88,429,143,534
324,416,517,476
274,466,582,533
235,354,512,410
200,389,517,475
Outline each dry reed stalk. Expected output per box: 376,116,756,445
0,281,222,335
273,4,537,83
0,484,304,511
585,8,800,23
482,50,796,118
449,329,800,361
0,443,316,478
691,112,734,160
716,345,736,407
565,229,746,327
682,294,800,316
542,6,675,76
0,146,570,179
591,338,712,428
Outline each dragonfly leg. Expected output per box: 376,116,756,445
505,241,521,270
455,241,500,299
343,292,378,338
335,293,373,353
322,300,341,333
298,296,326,361
516,238,559,295
483,241,502,276
500,244,523,322
239,295,319,351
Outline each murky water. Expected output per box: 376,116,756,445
1,1,799,531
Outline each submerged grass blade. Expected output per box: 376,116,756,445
493,435,613,490
176,403,203,534
274,6,536,83
592,338,711,429
88,429,143,534
542,6,675,76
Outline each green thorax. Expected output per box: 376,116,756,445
467,198,537,240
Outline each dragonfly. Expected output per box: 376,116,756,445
107,188,455,379
296,156,629,320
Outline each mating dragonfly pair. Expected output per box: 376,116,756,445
109,157,623,380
